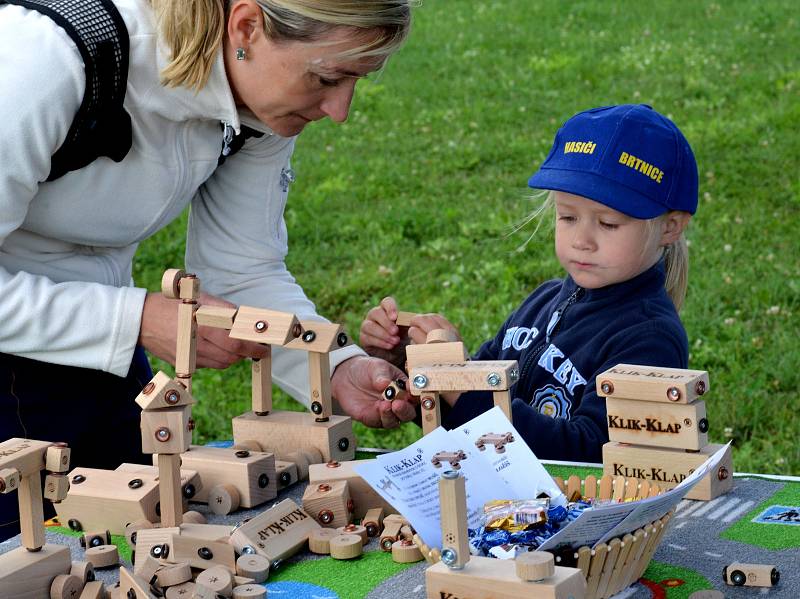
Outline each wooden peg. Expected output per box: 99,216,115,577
329,534,363,560
308,352,333,421
308,528,340,555
0,467,20,494
392,539,423,563
195,305,238,329
251,354,272,415
396,311,419,327
43,473,69,503
362,507,385,537
157,453,183,528
235,554,270,583
50,574,83,599
438,470,469,570
85,545,119,569
492,390,512,421
426,329,459,343
516,551,555,581
18,473,45,551
405,341,469,372
419,391,441,435
195,565,234,596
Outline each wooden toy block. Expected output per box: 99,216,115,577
119,566,158,599
195,566,234,596
18,473,45,550
596,364,709,404
603,442,733,501
232,584,267,599
114,463,201,510
396,311,420,327
723,562,780,587
157,453,183,527
420,391,441,435
155,562,192,587
426,328,460,344
79,581,107,599
405,341,469,371
438,471,470,570
175,301,198,378
0,438,52,477
284,320,351,353
606,397,709,450
0,544,71,599
133,527,179,574
329,533,363,560
229,498,320,564
45,445,71,473
0,467,20,493
301,480,354,528
79,530,112,550
308,528,339,554
140,407,192,455
85,544,119,569
392,539,424,563
337,523,368,545
309,460,396,519
229,305,300,346
70,560,96,584
475,432,515,454
56,468,162,534
409,360,520,393
170,445,277,508
177,273,200,301
516,551,555,581
43,473,70,503
361,507,385,537
380,519,404,552
307,351,333,420
135,371,195,411
232,410,356,462
195,304,238,329
235,554,270,583
50,574,83,599
383,378,406,400
251,354,272,415
166,534,236,572
425,556,587,599
275,460,299,490
285,450,311,481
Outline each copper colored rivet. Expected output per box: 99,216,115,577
345,524,356,531
347,499,355,513
401,539,413,546
717,466,729,480
53,442,68,448
318,510,333,524
187,418,195,431
667,387,681,401
684,418,692,426
695,380,707,395
155,427,171,442
600,381,614,395
422,398,435,410
142,382,155,395
317,484,331,492
326,460,340,468
164,390,180,405
0,481,5,493
292,323,302,338
254,320,268,333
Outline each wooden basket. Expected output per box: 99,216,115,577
553,474,673,599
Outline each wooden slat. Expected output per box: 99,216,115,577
598,475,613,500
595,537,622,599
566,475,582,502
575,545,592,577
605,533,635,597
584,543,609,598
18,474,45,550
637,480,650,500
553,477,566,494
251,354,272,414
612,475,626,502
649,483,661,497
195,305,237,329
632,521,662,583
624,478,638,500
619,528,648,590
583,474,597,500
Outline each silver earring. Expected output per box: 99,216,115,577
236,47,246,61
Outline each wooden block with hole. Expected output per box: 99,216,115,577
308,460,396,519
165,445,277,508
135,371,195,411
606,397,709,450
302,480,353,528
45,445,71,473
0,438,53,477
229,499,320,564
43,473,70,503
55,467,162,534
408,360,520,393
133,527,179,573
195,305,238,329
120,566,158,599
232,410,355,462
275,460,299,491
0,544,72,599
425,557,587,599
283,320,352,353
602,442,733,501
596,364,709,404
405,341,469,371
166,534,236,573
114,462,202,505
228,306,300,345
140,407,192,455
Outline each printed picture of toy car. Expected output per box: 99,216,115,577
431,450,467,470
475,432,515,453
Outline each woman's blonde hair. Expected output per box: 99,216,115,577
150,0,414,90
515,191,690,312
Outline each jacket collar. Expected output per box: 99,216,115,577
560,258,667,303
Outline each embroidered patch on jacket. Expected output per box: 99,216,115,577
531,384,572,419
752,505,800,526
279,166,296,192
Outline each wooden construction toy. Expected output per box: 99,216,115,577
165,533,236,572
605,397,708,450
236,554,270,582
431,450,467,470
723,562,780,587
229,498,321,564
409,360,519,434
361,507,385,537
84,545,119,569
383,378,406,400
425,469,587,599
275,460,299,490
380,519,404,552
135,371,196,411
475,432,515,453
392,538,424,563
309,459,396,518
395,311,420,327
603,442,733,501
308,528,340,555
301,480,354,528
329,534,363,560
595,364,709,404
337,523,368,545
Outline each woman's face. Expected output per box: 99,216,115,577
225,20,384,137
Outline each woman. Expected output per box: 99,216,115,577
0,0,417,541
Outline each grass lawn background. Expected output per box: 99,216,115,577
133,1,799,475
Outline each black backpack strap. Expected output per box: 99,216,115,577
218,124,265,167
2,0,131,180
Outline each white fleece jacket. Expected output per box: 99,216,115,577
0,0,363,404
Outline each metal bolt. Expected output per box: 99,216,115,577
72,474,86,484
187,418,195,431
337,332,348,347
235,450,250,458
317,484,331,492
310,401,323,415
279,472,291,485
383,386,396,400
318,510,334,524
486,372,501,387
667,387,681,401
254,320,268,333
422,397,435,411
292,324,302,338
695,380,707,395
164,390,180,405
600,381,614,395
717,466,730,480
142,382,155,395
442,470,460,480
183,483,196,499
441,548,461,568
197,547,213,560
509,368,519,382
258,474,269,488
241,545,256,555
337,437,350,452
302,330,316,343
698,418,709,433
155,427,171,442
412,374,428,389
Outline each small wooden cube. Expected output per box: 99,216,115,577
724,563,779,587
140,407,192,455
302,480,353,528
45,445,71,473
135,371,195,411
0,468,21,494
596,364,709,404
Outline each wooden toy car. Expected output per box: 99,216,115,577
475,432,515,453
723,562,780,587
431,450,467,470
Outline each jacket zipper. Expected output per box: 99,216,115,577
220,122,235,157
518,287,585,401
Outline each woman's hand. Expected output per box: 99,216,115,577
138,291,269,368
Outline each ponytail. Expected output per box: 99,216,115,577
664,233,689,312
149,0,226,90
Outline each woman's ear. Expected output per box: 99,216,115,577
660,211,692,246
226,0,264,50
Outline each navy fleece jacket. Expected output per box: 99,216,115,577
442,260,688,463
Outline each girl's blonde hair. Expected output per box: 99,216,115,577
515,191,690,312
150,0,414,90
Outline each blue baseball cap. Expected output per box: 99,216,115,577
528,104,698,218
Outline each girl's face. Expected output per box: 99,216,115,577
553,192,668,289
225,6,384,138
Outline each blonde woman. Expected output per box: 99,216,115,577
0,0,416,540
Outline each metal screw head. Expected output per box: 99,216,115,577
442,470,460,480
127,590,137,599
337,437,350,452
197,547,213,560
235,450,250,458
422,397,436,411
667,387,681,401
183,483,196,499
150,543,169,559
164,390,180,405
318,510,334,524
142,382,155,395
89,536,103,548
155,427,171,442
310,401,323,415
326,460,340,468
337,332,348,347
302,330,316,343
68,519,82,531
279,472,291,485
72,474,86,484
258,474,269,488
695,380,707,395
412,374,428,389
698,418,709,433
600,381,614,395
383,386,396,400
380,537,393,551
127,478,143,490
486,372,501,387
317,484,331,492
717,466,730,480
241,545,256,555
254,320,268,333
365,522,378,537
292,324,302,338
441,548,458,567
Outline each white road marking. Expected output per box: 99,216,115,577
691,496,728,518
674,521,688,529
674,499,693,513
668,543,686,550
413,585,423,593
677,500,707,518
704,551,723,558
708,497,741,520
722,500,756,523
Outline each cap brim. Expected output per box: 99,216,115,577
528,168,667,219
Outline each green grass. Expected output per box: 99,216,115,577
133,1,800,475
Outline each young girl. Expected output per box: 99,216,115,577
360,104,699,462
